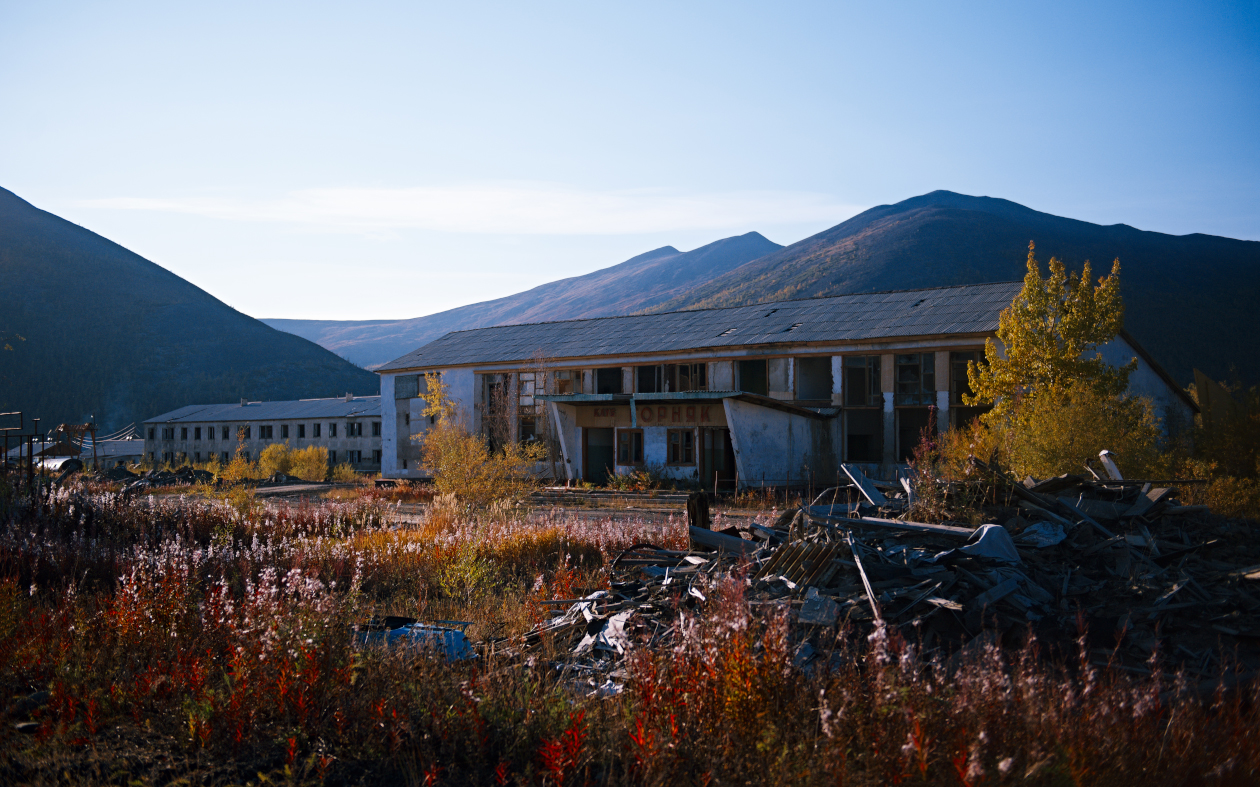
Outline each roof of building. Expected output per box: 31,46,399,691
378,282,1026,371
144,396,381,425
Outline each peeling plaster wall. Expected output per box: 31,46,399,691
722,399,838,488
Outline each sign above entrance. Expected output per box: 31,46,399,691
573,402,728,429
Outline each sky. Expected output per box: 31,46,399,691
1,0,1257,321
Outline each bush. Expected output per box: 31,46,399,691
258,443,293,477
330,462,358,483
289,445,329,482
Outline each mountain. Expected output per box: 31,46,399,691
655,191,1260,387
0,187,379,431
263,231,783,369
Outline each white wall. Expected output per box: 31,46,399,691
722,399,838,488
380,373,398,477
1099,336,1195,435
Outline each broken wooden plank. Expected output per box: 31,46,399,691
688,525,756,556
846,532,883,624
809,511,974,538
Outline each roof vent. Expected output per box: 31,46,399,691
764,309,779,317
783,323,803,333
345,392,353,402
717,328,736,337
240,398,248,407
911,298,926,308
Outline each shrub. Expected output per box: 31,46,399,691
330,462,358,482
289,445,329,482
258,442,293,476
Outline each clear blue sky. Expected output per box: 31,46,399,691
2,1,1256,320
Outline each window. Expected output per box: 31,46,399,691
239,425,251,440
617,429,644,465
180,427,188,440
372,449,382,464
221,426,230,440
951,351,978,406
147,428,155,440
259,425,274,440
329,423,338,438
520,417,537,443
313,423,321,438
329,450,336,463
194,452,201,462
346,422,362,437
404,414,410,427
372,421,381,437
298,424,306,438
738,360,768,396
843,356,882,407
636,365,661,393
162,427,175,440
796,356,833,400
595,367,623,394
221,452,230,463
281,424,289,439
894,354,935,405
665,363,707,392
402,459,408,470
555,370,582,395
242,451,250,461
207,426,215,441
193,427,201,441
352,450,362,464
667,429,695,465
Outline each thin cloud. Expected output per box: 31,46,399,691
83,183,860,235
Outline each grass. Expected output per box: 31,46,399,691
0,475,1256,785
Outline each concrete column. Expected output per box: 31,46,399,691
935,351,951,438
622,367,634,395
831,356,844,405
881,353,895,465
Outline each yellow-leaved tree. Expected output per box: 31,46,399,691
417,372,546,510
964,242,1162,478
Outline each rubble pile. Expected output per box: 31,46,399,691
119,466,214,492
477,461,1259,696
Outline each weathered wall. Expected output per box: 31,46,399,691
722,399,838,488
1100,336,1196,435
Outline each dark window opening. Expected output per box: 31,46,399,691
636,365,661,393
281,424,289,439
951,351,979,406
796,356,833,400
738,359,768,396
207,426,214,441
298,424,306,438
313,423,321,438
845,409,883,462
555,370,582,395
180,427,188,440
372,421,381,437
596,367,623,394
329,423,337,438
221,426,230,440
617,429,644,465
520,417,537,444
148,428,155,440
373,449,382,464
897,408,934,462
895,353,935,405
665,363,707,392
194,427,201,441
259,425,273,440
843,356,882,407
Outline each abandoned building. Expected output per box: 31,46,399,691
143,395,383,471
376,282,1195,487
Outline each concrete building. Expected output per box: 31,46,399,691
143,395,383,470
375,283,1196,487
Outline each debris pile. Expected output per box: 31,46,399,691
483,460,1259,696
119,466,214,492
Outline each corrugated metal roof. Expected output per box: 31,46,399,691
378,282,1024,371
145,396,381,424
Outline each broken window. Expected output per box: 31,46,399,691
897,408,934,462
207,426,214,441
738,359,768,396
221,452,229,463
281,424,289,439
555,370,583,395
193,427,201,441
259,425,273,440
796,356,833,400
667,429,695,464
161,427,174,440
372,449,381,464
329,423,337,438
346,422,361,437
636,365,661,393
372,421,381,437
894,354,935,405
596,368,623,394
221,426,230,440
298,424,306,438
329,450,336,463
665,363,707,392
520,417,537,444
843,356,882,407
148,428,155,440
617,429,644,465
951,351,978,406
313,423,321,438
180,427,188,440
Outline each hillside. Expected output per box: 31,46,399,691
264,232,782,368
0,187,379,431
655,191,1260,387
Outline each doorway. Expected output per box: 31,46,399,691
699,427,737,492
584,427,615,486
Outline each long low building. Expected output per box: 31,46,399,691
375,283,1196,487
143,395,383,470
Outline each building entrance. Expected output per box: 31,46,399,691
584,427,615,486
699,427,736,491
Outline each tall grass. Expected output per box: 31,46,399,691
0,479,1255,784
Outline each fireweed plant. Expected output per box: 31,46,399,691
0,479,1255,785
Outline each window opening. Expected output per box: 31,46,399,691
894,353,935,405
737,359,769,396
596,367,623,394
617,429,644,465
843,356,882,407
667,429,696,465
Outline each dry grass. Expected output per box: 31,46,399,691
0,476,1256,785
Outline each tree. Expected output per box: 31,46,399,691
966,241,1134,418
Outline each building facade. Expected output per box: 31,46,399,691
376,283,1196,486
143,395,383,471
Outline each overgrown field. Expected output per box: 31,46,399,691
0,480,1256,785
